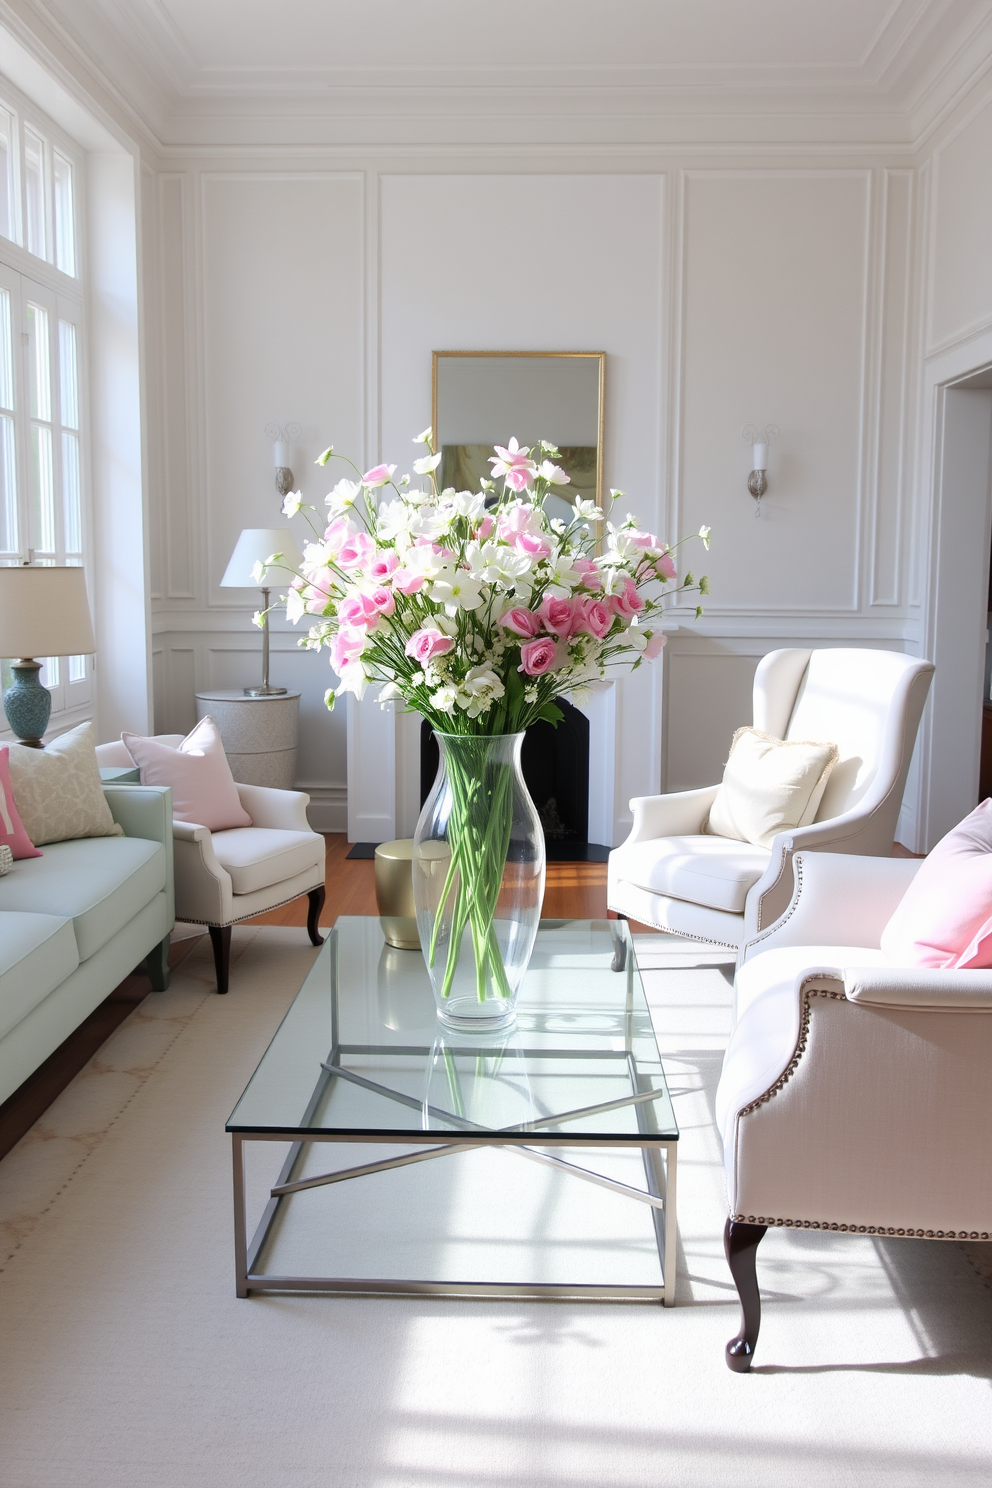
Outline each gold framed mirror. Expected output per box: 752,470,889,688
431,351,605,521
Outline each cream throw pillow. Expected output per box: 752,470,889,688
705,727,839,848
6,721,123,846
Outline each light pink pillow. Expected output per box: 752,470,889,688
122,717,252,832
881,799,992,968
0,745,42,858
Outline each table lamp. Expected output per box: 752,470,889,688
0,565,97,746
220,528,304,697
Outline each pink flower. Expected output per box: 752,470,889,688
337,592,378,629
644,632,666,660
368,585,395,617
393,568,425,596
578,598,613,639
303,570,335,614
499,607,542,638
324,517,357,555
369,551,399,583
511,530,551,558
489,438,537,492
655,551,677,581
629,529,659,550
329,627,366,674
538,596,578,637
362,463,396,489
518,637,559,677
405,626,455,665
475,515,495,541
572,559,602,591
337,532,375,571
611,580,646,621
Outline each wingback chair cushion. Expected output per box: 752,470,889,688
618,836,771,915
706,727,839,847
880,799,992,969
210,826,326,896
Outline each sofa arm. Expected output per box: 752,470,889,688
845,966,992,1007
236,782,312,831
741,852,921,962
102,783,175,928
621,785,720,847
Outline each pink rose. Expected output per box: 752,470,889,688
337,593,378,629
572,559,602,591
404,626,455,665
538,596,577,637
579,598,612,639
337,532,375,571
475,515,495,540
324,517,357,555
369,551,399,583
368,585,395,617
518,637,559,677
329,627,365,674
644,632,666,660
393,568,425,596
499,607,542,639
511,530,551,559
611,580,645,621
362,463,397,489
655,551,677,582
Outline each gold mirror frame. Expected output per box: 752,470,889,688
431,351,606,511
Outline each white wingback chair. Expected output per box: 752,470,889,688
716,851,992,1371
608,648,934,950
95,737,326,994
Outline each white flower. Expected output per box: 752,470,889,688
281,490,302,517
378,681,403,705
251,610,265,629
449,489,486,520
572,497,603,522
413,452,442,475
463,540,532,587
302,539,332,568
456,665,505,718
430,684,458,712
429,570,485,615
285,587,307,625
537,460,570,485
406,545,451,582
414,426,433,445
376,499,411,541
699,524,711,550
408,506,445,541
325,478,361,515
336,661,369,700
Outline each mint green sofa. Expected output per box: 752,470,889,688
0,784,175,1106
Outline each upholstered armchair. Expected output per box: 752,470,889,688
607,647,934,949
95,737,326,993
716,850,992,1371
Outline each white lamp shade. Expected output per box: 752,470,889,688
220,528,305,588
0,565,96,657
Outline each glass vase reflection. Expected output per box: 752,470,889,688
422,1027,537,1134
412,731,546,1032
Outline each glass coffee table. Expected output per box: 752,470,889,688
227,917,679,1303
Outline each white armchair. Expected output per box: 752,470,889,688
95,737,326,993
716,851,992,1371
608,647,934,949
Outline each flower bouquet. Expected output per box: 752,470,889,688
276,430,709,1028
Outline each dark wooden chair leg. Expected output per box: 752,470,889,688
724,1217,767,1371
146,934,171,992
208,925,232,994
306,886,326,946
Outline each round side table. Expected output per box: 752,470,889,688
195,690,301,789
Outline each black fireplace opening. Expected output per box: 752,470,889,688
419,700,609,862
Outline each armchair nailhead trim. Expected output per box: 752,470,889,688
731,1213,991,1241
737,978,843,1119
606,899,738,951
749,855,804,945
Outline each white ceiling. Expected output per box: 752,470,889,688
19,0,992,145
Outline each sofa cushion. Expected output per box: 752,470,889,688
210,827,325,896
880,799,992,969
0,837,166,961
0,912,79,1042
7,722,124,846
612,835,771,915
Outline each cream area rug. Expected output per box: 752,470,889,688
1,925,992,1488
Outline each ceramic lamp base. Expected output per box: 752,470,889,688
3,660,50,747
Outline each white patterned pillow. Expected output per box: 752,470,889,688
6,722,123,846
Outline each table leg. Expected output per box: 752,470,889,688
663,1142,678,1306
232,1135,249,1298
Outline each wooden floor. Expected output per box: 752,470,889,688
246,833,611,926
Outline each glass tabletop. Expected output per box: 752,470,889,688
227,917,678,1144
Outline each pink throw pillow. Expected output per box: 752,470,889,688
0,745,42,858
122,717,252,832
881,799,992,968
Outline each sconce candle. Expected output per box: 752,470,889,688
752,442,767,472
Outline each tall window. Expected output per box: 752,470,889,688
0,82,87,725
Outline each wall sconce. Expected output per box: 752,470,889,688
741,424,778,516
265,422,301,498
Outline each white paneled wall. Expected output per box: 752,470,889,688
147,155,927,841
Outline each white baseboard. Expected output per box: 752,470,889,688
302,787,347,834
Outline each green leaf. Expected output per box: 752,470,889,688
535,702,565,728
505,664,525,708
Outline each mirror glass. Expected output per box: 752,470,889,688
432,352,605,522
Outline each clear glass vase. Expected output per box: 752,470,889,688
412,731,546,1031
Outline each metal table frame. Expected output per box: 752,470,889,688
230,922,679,1305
